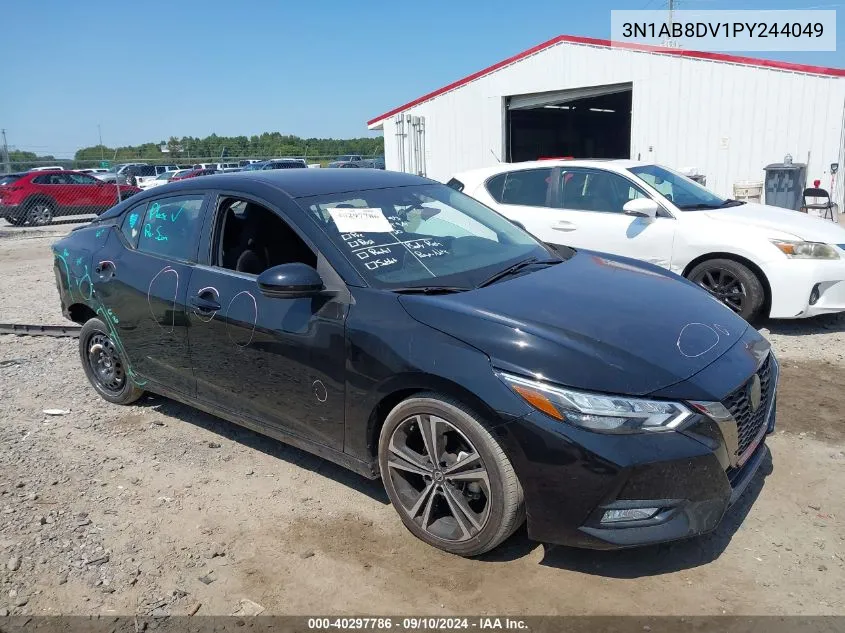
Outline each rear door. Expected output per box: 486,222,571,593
552,167,676,267
34,173,78,214
480,167,559,239
91,192,209,394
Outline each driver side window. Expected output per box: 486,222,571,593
560,169,650,214
214,197,316,276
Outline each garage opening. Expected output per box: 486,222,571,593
506,83,632,162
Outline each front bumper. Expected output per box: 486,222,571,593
764,256,845,318
496,335,777,549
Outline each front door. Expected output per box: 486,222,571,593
550,167,676,268
67,172,108,213
91,193,208,393
186,194,348,450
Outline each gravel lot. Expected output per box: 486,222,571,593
0,220,843,617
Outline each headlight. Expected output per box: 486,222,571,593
770,240,840,259
498,372,692,433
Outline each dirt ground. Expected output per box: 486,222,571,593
0,220,843,617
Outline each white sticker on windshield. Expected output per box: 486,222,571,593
328,208,393,233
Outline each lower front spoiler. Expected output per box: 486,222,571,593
575,443,770,550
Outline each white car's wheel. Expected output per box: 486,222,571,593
688,258,765,321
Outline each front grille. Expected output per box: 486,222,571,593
722,353,775,461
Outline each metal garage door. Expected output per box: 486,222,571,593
507,82,633,110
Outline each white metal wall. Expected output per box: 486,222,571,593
377,41,845,210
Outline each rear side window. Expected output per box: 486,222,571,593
136,195,205,261
486,169,553,207
446,178,464,192
121,202,146,247
34,173,71,185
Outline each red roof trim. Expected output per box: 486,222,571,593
367,34,845,126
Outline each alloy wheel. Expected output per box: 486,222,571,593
386,414,491,543
86,333,126,393
27,203,53,226
692,267,747,314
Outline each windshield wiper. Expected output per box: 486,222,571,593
390,286,471,295
678,199,746,210
477,257,560,288
677,203,723,210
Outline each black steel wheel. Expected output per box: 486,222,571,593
87,332,126,393
687,258,765,321
78,318,144,405
379,394,524,556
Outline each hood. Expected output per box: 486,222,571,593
703,202,845,243
399,251,751,396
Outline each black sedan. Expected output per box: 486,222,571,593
51,169,777,555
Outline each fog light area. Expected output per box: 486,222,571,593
601,507,659,523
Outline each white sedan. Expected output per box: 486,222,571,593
137,170,186,190
449,160,845,321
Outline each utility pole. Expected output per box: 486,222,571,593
98,124,104,160
1,129,10,174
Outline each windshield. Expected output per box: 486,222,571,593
335,155,353,162
628,164,731,210
242,163,264,171
298,183,555,289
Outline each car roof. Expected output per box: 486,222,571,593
452,159,650,183
149,167,433,198
26,169,86,175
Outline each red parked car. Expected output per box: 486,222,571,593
169,168,218,181
0,170,141,226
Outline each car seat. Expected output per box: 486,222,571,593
232,203,271,274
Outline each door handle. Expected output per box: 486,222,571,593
190,294,221,313
552,220,577,232
95,260,116,278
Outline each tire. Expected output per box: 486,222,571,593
78,318,144,405
378,393,524,556
687,258,765,321
6,216,26,226
25,199,55,226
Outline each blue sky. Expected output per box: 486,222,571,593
2,0,843,157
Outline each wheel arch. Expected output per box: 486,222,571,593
22,194,57,209
682,251,772,318
68,302,97,325
364,373,503,467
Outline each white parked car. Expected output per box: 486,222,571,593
450,160,845,321
137,170,181,190
78,168,111,180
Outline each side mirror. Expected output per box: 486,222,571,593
623,198,660,219
257,263,324,298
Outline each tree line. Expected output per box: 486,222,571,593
3,133,385,172
74,132,385,163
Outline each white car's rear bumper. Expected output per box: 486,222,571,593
765,256,845,318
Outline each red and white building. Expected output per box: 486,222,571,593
367,35,845,208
